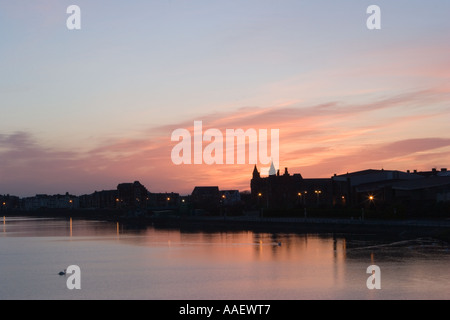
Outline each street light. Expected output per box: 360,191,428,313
315,190,322,205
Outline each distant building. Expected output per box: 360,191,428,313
0,195,20,211
191,186,220,212
392,176,450,210
147,192,180,209
251,165,333,209
250,165,450,212
80,182,181,210
21,193,79,211
220,190,241,206
331,169,423,207
79,190,118,209
117,181,149,208
409,168,449,177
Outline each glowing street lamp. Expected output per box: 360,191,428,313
369,195,374,201
315,190,322,204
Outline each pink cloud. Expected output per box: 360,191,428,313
1,87,449,197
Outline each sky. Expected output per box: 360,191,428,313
1,0,450,197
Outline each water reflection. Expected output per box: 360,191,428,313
1,216,449,299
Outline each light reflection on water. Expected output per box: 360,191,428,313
0,216,449,300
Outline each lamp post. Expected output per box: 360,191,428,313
258,192,263,218
221,194,226,218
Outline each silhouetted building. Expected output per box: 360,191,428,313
191,186,220,212
409,168,450,177
79,190,118,209
117,181,149,208
21,193,79,211
0,195,20,211
392,176,450,210
331,169,423,207
251,165,333,209
220,190,241,206
147,192,180,209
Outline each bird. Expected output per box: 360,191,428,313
58,270,66,276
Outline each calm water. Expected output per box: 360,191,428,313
0,216,449,300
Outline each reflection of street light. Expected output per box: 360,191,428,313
258,193,262,197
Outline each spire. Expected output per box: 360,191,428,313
269,161,276,176
252,165,260,179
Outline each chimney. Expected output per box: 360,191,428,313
432,168,437,173
413,170,417,174
442,168,448,172
407,170,410,173
284,167,289,176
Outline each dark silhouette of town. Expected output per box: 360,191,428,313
1,166,450,219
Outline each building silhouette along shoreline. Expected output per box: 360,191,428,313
1,166,449,218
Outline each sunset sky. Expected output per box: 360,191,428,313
1,0,450,197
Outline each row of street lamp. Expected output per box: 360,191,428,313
256,192,376,203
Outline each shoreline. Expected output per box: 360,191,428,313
150,216,450,242
4,210,450,242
